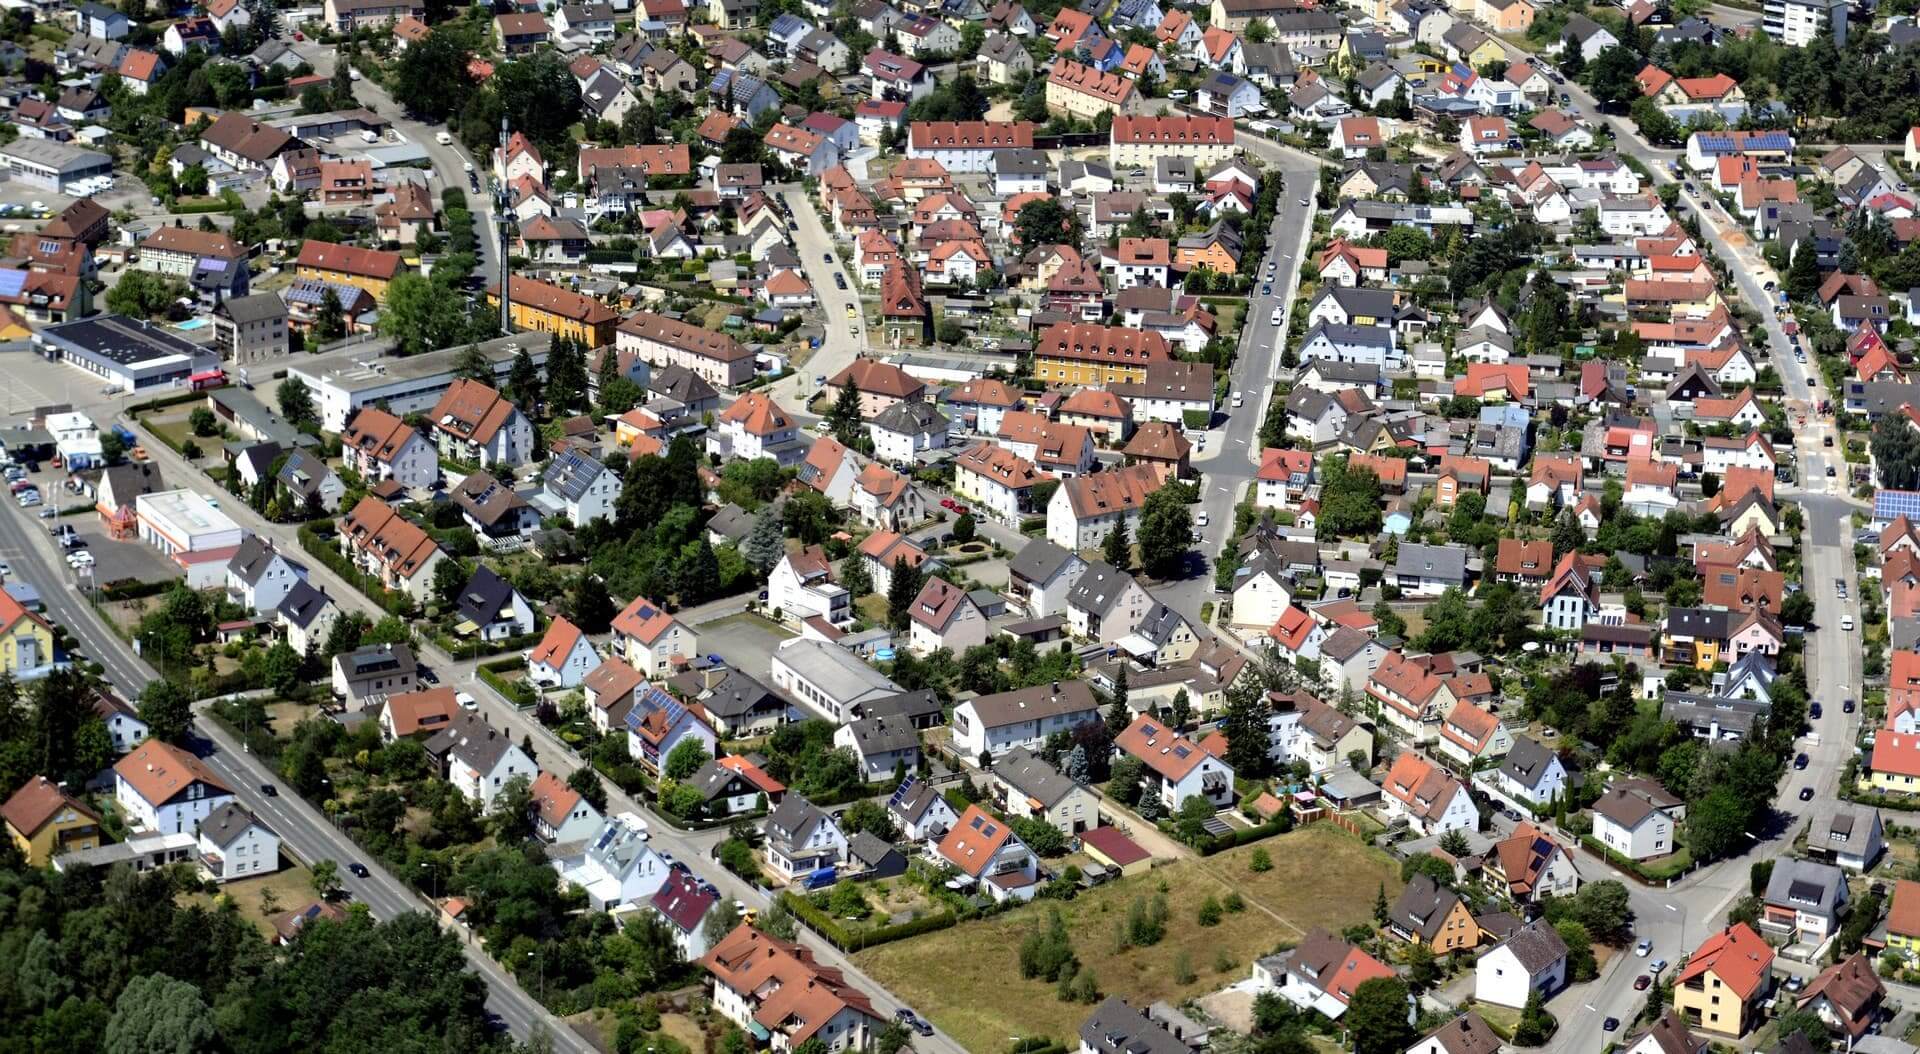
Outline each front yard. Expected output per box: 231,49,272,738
180,862,321,940
852,826,1401,1053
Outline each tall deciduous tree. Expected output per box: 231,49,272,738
137,681,191,743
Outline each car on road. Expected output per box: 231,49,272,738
941,497,958,511
260,783,277,796
36,507,53,519
65,551,91,567
845,304,856,318
914,1020,933,1037
1261,284,1271,295
1635,938,1652,956
1560,93,1572,105
1795,753,1810,769
1827,465,1837,476
1270,308,1283,325
1232,391,1243,408
1811,702,1823,719
348,862,371,878
1650,959,1667,974
1845,699,1856,713
1800,786,1815,801
1603,1019,1619,1033
1195,510,1210,527
1634,975,1651,990
834,273,847,289
822,253,833,264
1297,198,1309,207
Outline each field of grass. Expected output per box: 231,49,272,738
181,862,319,939
852,826,1401,1053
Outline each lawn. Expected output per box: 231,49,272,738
853,827,1401,1053
181,862,319,939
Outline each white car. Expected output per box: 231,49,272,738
66,551,92,567
1195,510,1210,527
1231,392,1244,408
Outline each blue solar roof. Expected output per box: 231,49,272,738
1877,489,1920,522
0,270,27,298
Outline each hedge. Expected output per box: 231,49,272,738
479,668,535,706
1197,816,1291,855
128,390,208,416
296,524,416,617
777,891,958,952
1578,835,1693,882
100,577,173,602
431,627,544,661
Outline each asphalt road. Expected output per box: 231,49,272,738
1478,30,1867,1054
0,466,590,1049
782,186,867,407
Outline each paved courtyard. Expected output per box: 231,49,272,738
693,611,796,684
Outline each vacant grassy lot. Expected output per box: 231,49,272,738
853,826,1400,1053
182,862,318,940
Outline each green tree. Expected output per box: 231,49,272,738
103,973,215,1054
1586,45,1645,107
137,680,191,742
314,287,346,342
665,737,710,780
840,555,873,597
1346,977,1414,1054
952,512,975,543
188,407,217,436
507,342,542,415
309,859,341,897
826,378,863,445
569,573,616,633
742,509,785,573
567,765,608,812
886,555,924,631
1106,666,1132,733
1137,488,1192,579
1103,519,1131,570
378,273,472,357
1512,989,1555,1046
1013,196,1082,247
453,343,492,384
276,377,317,427
1786,238,1820,302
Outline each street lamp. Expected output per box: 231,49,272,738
528,950,543,1003
421,860,437,901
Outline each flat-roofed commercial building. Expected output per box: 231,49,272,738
0,139,112,191
35,315,217,392
135,488,244,587
287,331,552,432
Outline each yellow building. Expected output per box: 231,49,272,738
1672,923,1772,1036
1887,881,1920,959
1863,732,1920,797
1046,60,1141,121
3,776,102,866
1463,36,1506,69
1032,322,1170,386
490,275,620,349
0,590,54,676
295,240,405,303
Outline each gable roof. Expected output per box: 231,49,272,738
1675,923,1773,998
115,739,232,806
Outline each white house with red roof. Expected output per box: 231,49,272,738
1460,116,1514,157
769,545,852,627
528,616,599,689
114,739,236,834
907,577,987,655
1255,447,1315,509
612,596,697,676
702,925,884,1050
1434,699,1513,767
1114,713,1236,810
936,804,1040,902
1255,928,1396,1020
709,391,806,466
1382,752,1478,835
529,769,602,843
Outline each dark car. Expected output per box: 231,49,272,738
1634,975,1651,990
417,666,439,685
914,1019,934,1037
1800,787,1815,801
1827,465,1837,476
822,253,833,264
348,862,371,878
259,783,277,796
1845,699,1856,713
1811,703,1822,719
894,1009,917,1023
1603,1019,1620,1033
1795,753,1810,770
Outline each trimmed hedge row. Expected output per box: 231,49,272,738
778,890,958,952
1578,835,1693,882
1196,816,1290,856
100,577,173,602
478,665,535,707
296,524,416,617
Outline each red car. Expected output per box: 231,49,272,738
951,504,969,517
1633,975,1651,991
939,497,957,511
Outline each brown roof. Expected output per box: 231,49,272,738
954,441,1049,489
719,391,793,436
1124,421,1191,463
908,576,973,633
496,12,548,34
1676,924,1773,999
908,121,1035,150
1,775,99,836
1048,58,1135,105
530,616,586,667
1060,463,1166,519
702,925,880,1044
382,687,459,737
1036,322,1170,368
338,496,441,580
1799,953,1882,1034
143,226,245,260
341,406,419,463
297,239,402,281
936,803,1017,876
1110,114,1233,145
1495,537,1553,577
494,275,615,325
1891,880,1920,938
113,739,232,807
1426,1014,1504,1054
430,379,521,445
829,358,925,400
618,311,751,362
1114,713,1217,782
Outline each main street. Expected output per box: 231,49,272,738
1471,31,1869,1054
0,447,587,1050
50,360,975,1054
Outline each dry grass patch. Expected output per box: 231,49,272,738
181,862,320,939
852,826,1401,1054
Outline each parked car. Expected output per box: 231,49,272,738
1635,939,1652,956
1795,753,1810,769
1634,975,1651,991
1844,699,1856,713
1799,787,1815,801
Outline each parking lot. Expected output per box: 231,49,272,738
691,612,795,684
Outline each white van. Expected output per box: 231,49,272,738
436,130,453,145
1842,615,1855,631
455,691,477,710
1270,308,1283,326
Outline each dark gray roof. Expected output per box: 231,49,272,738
455,564,518,628
688,757,758,801
848,829,901,868
1389,873,1461,940
276,578,333,629
855,688,944,725
1495,736,1561,789
1764,858,1847,916
994,746,1082,808
1498,920,1569,973
766,793,833,852
694,669,787,720
1312,284,1396,319
226,534,284,586
276,448,334,501
1008,538,1083,584
424,712,519,773
542,447,609,503
963,680,1100,729
1080,997,1187,1054
1135,602,1190,647
1067,561,1139,618
888,775,948,825
339,642,413,679
218,292,288,325
843,716,919,757
198,802,272,848
871,399,949,435
1394,543,1468,582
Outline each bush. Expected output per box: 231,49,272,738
777,891,958,952
1248,847,1273,871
